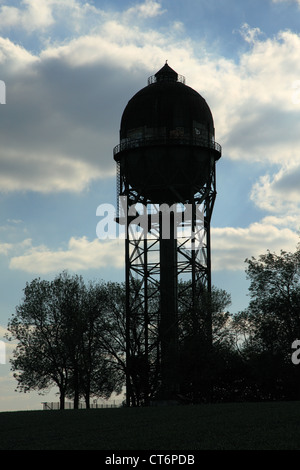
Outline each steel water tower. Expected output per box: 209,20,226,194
113,63,221,406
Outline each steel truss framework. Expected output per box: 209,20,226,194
116,153,217,406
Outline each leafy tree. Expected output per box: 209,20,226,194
104,280,234,405
234,245,300,400
243,247,300,355
7,275,71,408
7,271,236,407
6,272,121,409
78,280,123,408
178,283,233,402
98,280,160,407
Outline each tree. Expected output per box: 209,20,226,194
234,245,300,400
98,280,234,405
7,271,236,407
6,272,121,409
244,247,300,354
178,283,234,402
7,276,71,408
77,280,123,408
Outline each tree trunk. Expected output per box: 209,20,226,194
85,394,90,409
59,388,65,410
74,389,79,409
73,366,79,409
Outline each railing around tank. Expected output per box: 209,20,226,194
113,135,222,157
147,74,186,85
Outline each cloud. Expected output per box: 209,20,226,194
0,239,31,257
239,23,263,44
0,242,14,256
0,152,104,193
0,0,101,34
0,1,54,32
250,163,300,216
209,27,300,166
125,0,166,18
160,24,300,182
272,0,300,5
0,2,193,194
0,37,38,68
212,222,299,271
0,325,8,339
9,236,124,273
6,220,299,275
0,0,164,40
0,36,127,193
1,0,300,216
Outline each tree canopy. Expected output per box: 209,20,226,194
7,244,300,407
6,272,123,409
233,245,300,400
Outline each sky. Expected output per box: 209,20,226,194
1,0,300,412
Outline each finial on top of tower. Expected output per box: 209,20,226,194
147,63,186,85
154,62,178,83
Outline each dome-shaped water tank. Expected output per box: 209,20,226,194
113,63,221,203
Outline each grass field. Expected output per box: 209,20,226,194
1,401,300,450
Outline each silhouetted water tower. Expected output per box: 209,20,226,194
114,63,221,406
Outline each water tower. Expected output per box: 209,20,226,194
113,63,221,406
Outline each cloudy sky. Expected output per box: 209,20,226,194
1,0,300,411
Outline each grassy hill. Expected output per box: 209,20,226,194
1,401,300,450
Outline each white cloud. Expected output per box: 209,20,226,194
0,152,105,193
0,0,300,211
157,25,299,179
0,239,31,257
0,36,122,193
0,0,101,34
0,0,163,35
0,0,54,32
0,325,8,339
272,0,300,5
5,221,299,275
125,0,165,18
239,23,263,44
9,236,124,273
0,6,194,194
250,162,300,216
261,214,300,229
0,37,38,69
212,222,299,271
0,242,14,256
